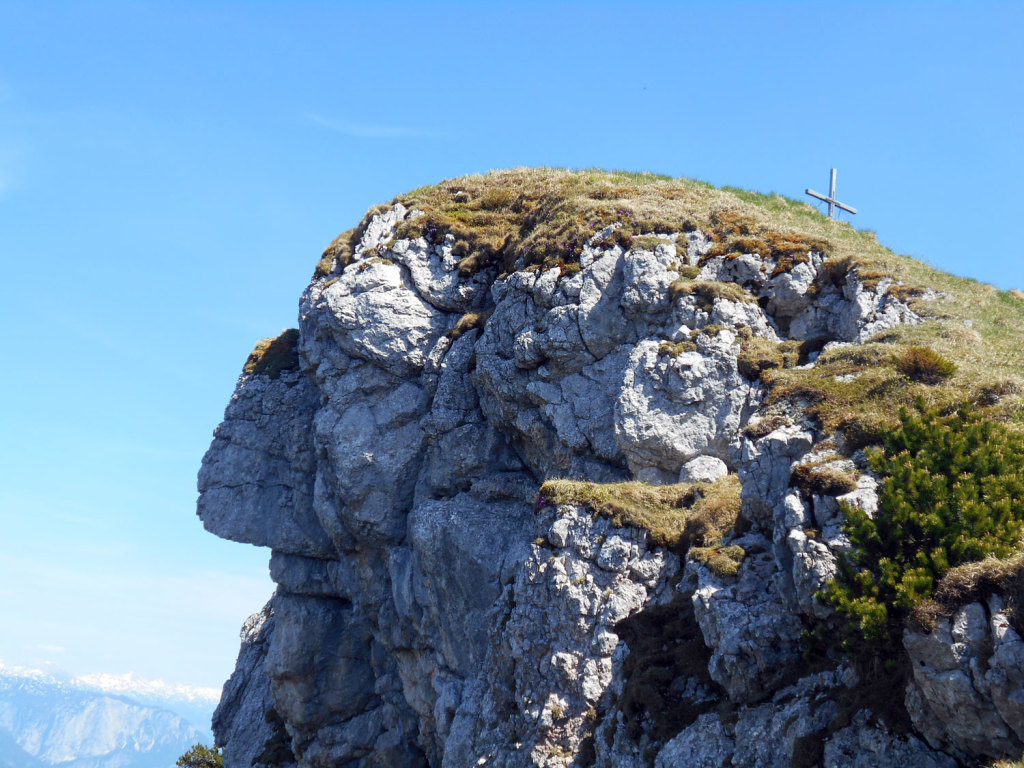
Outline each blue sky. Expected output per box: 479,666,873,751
1,1,1022,691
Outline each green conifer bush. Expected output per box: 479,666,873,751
176,744,223,768
823,400,1024,645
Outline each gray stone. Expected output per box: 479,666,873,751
904,597,1024,759
679,455,729,483
213,601,296,768
197,196,970,768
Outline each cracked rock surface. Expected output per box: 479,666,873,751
198,198,1010,767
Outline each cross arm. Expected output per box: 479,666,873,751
805,188,858,215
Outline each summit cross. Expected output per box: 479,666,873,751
806,168,857,219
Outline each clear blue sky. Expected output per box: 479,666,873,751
1,1,1021,691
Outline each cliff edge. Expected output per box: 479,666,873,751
197,169,1024,768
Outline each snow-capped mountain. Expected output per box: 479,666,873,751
0,663,218,768
71,671,218,742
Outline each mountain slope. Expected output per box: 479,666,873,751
0,666,207,768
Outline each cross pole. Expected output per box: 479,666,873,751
806,168,857,219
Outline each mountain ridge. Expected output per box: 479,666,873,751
0,663,214,768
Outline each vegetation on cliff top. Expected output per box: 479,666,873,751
380,171,1024,673
298,167,1024,758
315,168,1023,444
243,328,301,379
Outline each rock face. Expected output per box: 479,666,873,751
904,596,1024,761
199,180,1018,768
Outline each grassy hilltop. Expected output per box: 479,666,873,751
317,168,1024,443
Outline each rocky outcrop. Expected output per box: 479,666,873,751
904,596,1024,761
200,177,1020,767
213,602,295,768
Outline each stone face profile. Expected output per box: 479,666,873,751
198,170,1024,768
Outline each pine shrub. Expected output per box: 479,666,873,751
176,744,223,768
823,400,1024,645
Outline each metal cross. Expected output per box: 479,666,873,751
806,168,857,219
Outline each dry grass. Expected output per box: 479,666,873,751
790,463,859,497
658,340,698,358
390,168,856,279
689,544,746,578
538,474,741,553
667,279,756,308
314,203,390,277
911,551,1024,633
895,345,957,384
702,229,832,276
734,333,808,381
447,308,494,340
761,329,1022,450
243,329,301,379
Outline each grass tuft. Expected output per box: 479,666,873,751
790,463,859,497
911,552,1024,634
895,345,957,384
447,308,494,340
243,329,301,379
658,340,698,358
314,204,390,278
689,544,746,578
668,280,755,309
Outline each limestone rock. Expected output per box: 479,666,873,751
904,596,1024,759
198,367,332,558
689,533,805,702
213,601,296,768
197,176,1003,768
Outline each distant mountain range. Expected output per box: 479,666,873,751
0,663,219,768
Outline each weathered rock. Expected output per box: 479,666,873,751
904,595,1024,760
213,600,296,768
679,455,729,483
615,331,756,478
822,710,957,768
198,367,332,558
199,185,1001,768
689,533,805,702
